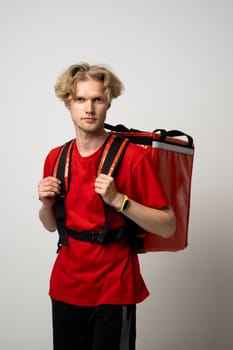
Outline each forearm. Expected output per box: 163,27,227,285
114,195,176,238
39,204,57,232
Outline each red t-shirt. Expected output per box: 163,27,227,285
43,138,168,306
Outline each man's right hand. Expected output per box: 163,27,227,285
38,176,61,207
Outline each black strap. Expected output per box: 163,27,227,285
104,123,129,132
104,123,140,133
96,135,130,243
105,123,194,148
66,227,125,243
154,129,193,148
97,135,130,177
52,140,75,252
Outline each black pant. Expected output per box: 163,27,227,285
51,299,136,350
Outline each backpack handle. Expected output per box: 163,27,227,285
104,123,140,133
105,123,194,148
154,129,193,147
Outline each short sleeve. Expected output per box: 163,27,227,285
43,147,61,178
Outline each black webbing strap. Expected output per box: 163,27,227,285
52,139,75,252
95,135,130,243
66,226,125,243
105,123,194,149
97,135,129,177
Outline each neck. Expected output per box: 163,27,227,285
75,129,109,157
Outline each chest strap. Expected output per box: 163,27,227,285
66,226,125,244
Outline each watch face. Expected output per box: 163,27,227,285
123,199,129,211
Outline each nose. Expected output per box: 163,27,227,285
85,99,94,114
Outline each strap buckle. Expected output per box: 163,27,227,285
88,231,100,243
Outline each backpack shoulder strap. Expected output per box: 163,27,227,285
52,139,75,252
97,135,129,177
52,139,75,195
95,135,130,243
97,135,145,252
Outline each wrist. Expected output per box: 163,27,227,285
41,201,55,210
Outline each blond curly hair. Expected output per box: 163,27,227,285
54,63,124,104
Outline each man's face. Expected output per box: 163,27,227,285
66,79,109,135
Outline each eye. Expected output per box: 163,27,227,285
75,97,85,103
94,97,104,103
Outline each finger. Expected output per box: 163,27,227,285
95,180,110,192
38,183,61,199
38,184,59,194
39,191,56,200
39,177,61,186
97,173,113,181
44,176,61,182
95,175,113,186
39,177,61,188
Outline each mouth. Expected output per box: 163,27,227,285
82,117,96,123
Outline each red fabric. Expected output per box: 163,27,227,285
142,146,194,251
43,139,168,306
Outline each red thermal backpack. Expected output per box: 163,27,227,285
52,123,194,253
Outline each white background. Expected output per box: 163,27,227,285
1,0,232,349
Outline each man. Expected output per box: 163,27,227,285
38,63,176,350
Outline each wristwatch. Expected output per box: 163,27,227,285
117,194,129,213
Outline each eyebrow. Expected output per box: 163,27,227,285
75,94,105,100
